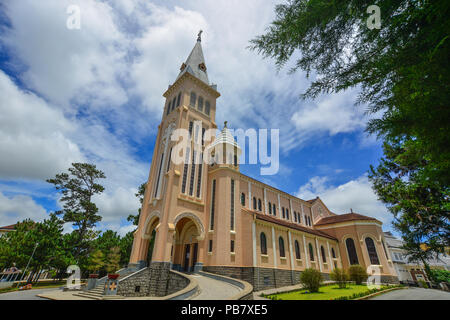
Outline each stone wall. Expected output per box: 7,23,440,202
117,263,190,297
203,266,331,291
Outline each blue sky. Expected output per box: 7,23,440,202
0,0,394,235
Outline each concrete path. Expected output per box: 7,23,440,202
370,287,450,300
0,288,57,300
188,274,241,300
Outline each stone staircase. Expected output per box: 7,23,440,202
74,268,139,300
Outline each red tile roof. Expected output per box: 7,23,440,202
0,224,16,230
315,213,379,226
243,209,337,240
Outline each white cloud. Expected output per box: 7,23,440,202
93,186,140,224
296,175,393,226
0,192,48,226
0,70,84,180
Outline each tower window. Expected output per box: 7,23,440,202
272,203,276,216
166,100,171,115
230,240,235,253
282,207,285,219
230,179,235,231
196,153,203,198
172,97,177,111
286,209,289,220
295,240,301,259
188,121,193,139
190,92,196,107
189,151,196,196
253,197,257,210
198,96,204,112
166,147,172,172
241,192,245,206
210,180,216,230
268,202,272,214
176,92,181,107
181,148,190,194
260,232,267,255
208,240,213,253
294,212,297,222
258,199,262,211
205,101,210,115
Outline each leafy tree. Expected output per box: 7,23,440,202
105,246,121,274
119,231,134,267
251,0,450,257
299,268,323,292
87,249,104,274
348,265,368,285
47,162,106,263
127,182,146,226
330,268,349,288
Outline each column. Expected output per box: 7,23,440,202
271,226,277,268
289,199,293,222
248,181,252,210
303,234,310,268
277,194,281,217
327,241,334,271
315,238,323,272
264,188,268,214
288,231,294,269
252,220,257,267
300,203,305,225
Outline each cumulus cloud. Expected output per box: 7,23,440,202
0,192,48,226
296,175,393,226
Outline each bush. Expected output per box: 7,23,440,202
418,279,429,288
429,269,450,283
300,268,323,293
330,268,349,288
348,265,368,285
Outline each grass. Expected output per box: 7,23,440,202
0,280,67,294
266,284,391,300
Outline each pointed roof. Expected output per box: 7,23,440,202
209,121,240,150
177,31,209,85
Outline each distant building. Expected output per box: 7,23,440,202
384,231,450,282
0,224,16,235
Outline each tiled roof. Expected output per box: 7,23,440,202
0,224,16,230
315,213,379,226
245,209,337,240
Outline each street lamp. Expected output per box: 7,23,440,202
18,242,39,285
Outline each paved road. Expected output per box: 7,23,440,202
370,287,450,300
189,274,241,300
0,288,56,300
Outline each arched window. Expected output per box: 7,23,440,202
332,248,336,258
282,207,285,219
190,92,196,107
166,100,171,115
268,202,272,214
295,240,301,259
279,237,285,257
260,233,267,255
198,96,204,112
241,193,245,206
258,199,262,211
286,209,289,220
176,92,181,107
321,246,326,263
365,237,380,265
309,243,314,261
346,238,359,265
294,212,297,222
172,97,177,111
272,203,276,216
205,101,210,115
253,197,257,210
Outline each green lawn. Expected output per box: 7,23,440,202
267,284,389,300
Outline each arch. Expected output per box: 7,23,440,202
260,232,267,255
365,237,380,265
173,212,205,241
279,236,285,257
345,237,359,265
142,211,161,239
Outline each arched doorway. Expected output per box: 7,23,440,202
142,213,160,265
172,215,203,273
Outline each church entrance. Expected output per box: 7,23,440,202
172,216,202,273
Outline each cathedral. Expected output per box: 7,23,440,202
127,33,399,293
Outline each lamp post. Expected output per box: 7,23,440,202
18,242,39,285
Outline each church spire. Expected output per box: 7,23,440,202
177,31,209,85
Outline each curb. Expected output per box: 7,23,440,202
354,286,406,300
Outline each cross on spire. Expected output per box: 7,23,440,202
197,30,203,42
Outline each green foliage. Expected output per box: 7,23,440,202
348,265,368,285
105,246,121,274
429,269,450,283
127,182,146,226
418,279,429,289
330,268,349,288
87,249,104,274
47,162,106,263
299,268,323,293
251,0,450,258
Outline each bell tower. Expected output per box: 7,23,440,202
129,32,220,286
